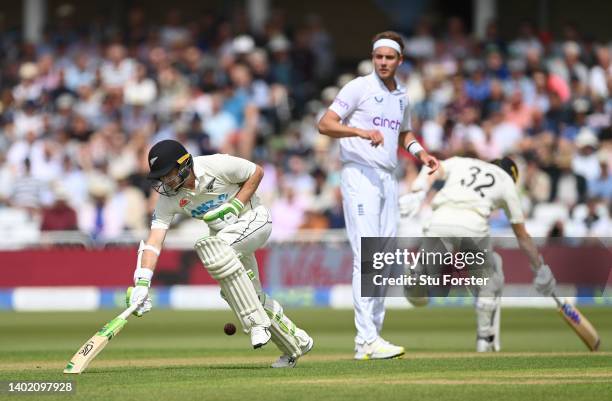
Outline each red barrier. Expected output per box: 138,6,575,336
0,245,608,287
0,248,268,287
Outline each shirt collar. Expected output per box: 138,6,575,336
369,71,405,94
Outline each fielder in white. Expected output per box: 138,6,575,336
126,139,313,368
400,156,557,352
318,31,439,360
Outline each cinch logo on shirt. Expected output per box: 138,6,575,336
191,193,229,218
373,116,401,131
333,97,349,110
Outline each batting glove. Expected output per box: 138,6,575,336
202,198,244,231
126,268,153,317
399,191,425,218
533,264,556,296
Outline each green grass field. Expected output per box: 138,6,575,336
1,307,611,401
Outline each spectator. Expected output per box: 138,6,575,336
124,63,158,106
572,128,601,181
0,10,608,243
9,158,50,216
77,176,125,241
589,46,612,98
588,150,612,199
40,184,78,231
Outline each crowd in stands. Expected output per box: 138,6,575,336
0,6,610,246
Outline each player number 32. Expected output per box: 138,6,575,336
461,166,496,198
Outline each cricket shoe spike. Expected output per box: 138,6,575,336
251,326,271,349
476,335,495,352
354,337,405,360
271,332,314,368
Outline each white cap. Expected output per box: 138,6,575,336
321,86,339,103
268,35,291,52
88,176,115,198
336,73,355,88
19,63,38,80
357,59,373,76
575,128,599,148
232,35,255,54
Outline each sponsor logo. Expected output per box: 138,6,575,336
357,204,365,216
333,97,349,110
399,98,405,113
374,96,383,103
190,193,229,218
149,156,158,166
78,341,95,356
373,116,401,131
562,304,581,324
179,198,190,208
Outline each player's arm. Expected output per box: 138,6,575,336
318,110,383,146
202,155,261,231
139,228,167,273
400,130,439,173
511,223,542,269
234,164,263,206
511,222,556,296
125,228,166,317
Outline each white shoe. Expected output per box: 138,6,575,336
251,326,271,349
354,337,405,360
271,332,314,368
476,336,494,352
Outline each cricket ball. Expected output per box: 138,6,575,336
224,323,236,335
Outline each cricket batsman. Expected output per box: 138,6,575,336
126,139,313,367
400,156,557,352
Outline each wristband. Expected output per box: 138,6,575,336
406,140,424,156
133,267,153,286
231,198,244,212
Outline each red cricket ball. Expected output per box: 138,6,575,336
224,322,236,335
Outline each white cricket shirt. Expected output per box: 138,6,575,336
151,154,260,229
429,157,524,234
329,71,411,171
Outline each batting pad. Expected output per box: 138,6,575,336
264,297,309,358
195,236,270,332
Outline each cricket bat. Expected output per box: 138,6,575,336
63,303,140,374
553,294,600,351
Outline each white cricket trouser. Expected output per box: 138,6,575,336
423,210,504,346
216,205,311,356
341,163,398,345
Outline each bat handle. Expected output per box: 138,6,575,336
551,292,562,308
118,302,141,320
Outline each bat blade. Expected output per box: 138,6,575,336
557,299,600,351
63,306,135,374
63,335,110,374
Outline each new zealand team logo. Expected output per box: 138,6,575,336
191,194,229,218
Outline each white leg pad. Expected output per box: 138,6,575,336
475,296,500,340
264,297,310,358
195,236,270,332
